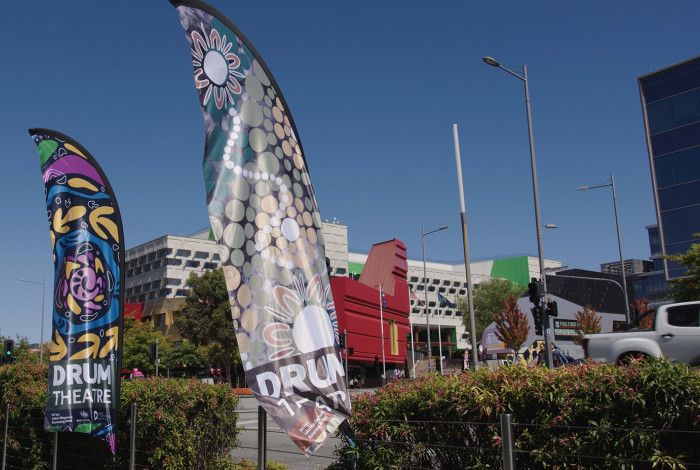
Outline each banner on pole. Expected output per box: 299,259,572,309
170,0,351,454
29,128,124,454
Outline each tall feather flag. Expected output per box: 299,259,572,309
170,0,351,454
29,129,124,454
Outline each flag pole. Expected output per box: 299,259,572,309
409,313,416,378
452,124,479,371
437,307,443,374
379,284,386,384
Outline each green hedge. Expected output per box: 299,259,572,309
335,360,700,469
0,362,240,469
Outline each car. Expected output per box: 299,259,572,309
583,301,700,365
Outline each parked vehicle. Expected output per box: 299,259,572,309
583,301,700,365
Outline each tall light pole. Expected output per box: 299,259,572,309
483,56,553,368
452,124,479,371
578,173,631,325
20,278,46,364
421,225,448,373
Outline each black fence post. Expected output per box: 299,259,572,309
500,413,514,470
52,432,58,470
1,403,8,470
129,403,137,470
257,406,266,470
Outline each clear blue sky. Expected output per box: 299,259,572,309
2,1,699,340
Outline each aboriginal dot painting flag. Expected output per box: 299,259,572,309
170,0,351,454
29,129,124,454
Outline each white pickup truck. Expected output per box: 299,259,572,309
583,301,700,365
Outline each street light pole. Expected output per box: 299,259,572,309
577,173,631,325
452,124,479,371
483,57,553,368
421,225,448,374
20,278,46,364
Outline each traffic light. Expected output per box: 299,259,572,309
149,343,158,363
338,332,346,349
546,300,558,317
531,306,543,335
4,340,15,364
528,278,542,306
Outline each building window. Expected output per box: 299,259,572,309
175,289,189,297
147,252,157,262
389,321,398,355
212,253,221,261
194,251,209,259
428,286,436,292
335,267,347,275
154,313,166,327
159,288,171,298
186,260,200,268
166,278,180,286
176,249,191,257
166,258,182,266
203,262,218,270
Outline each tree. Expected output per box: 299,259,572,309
493,294,530,357
668,236,700,302
574,305,602,345
175,269,240,383
459,278,527,344
121,317,171,374
631,298,655,330
162,340,207,372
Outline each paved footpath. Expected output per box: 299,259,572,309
232,395,341,470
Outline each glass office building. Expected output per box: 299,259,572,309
639,56,700,279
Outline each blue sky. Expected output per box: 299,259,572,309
2,1,699,340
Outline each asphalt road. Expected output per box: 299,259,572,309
232,395,341,470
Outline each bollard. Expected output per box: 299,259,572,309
52,432,58,470
129,403,137,470
500,413,514,470
257,406,267,470
2,403,8,470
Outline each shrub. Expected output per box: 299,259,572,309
334,360,700,469
0,362,240,469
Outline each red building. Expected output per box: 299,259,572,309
331,239,411,374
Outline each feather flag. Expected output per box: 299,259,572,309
29,129,124,454
170,0,351,454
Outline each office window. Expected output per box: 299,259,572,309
186,260,200,268
647,87,700,135
438,287,446,293
154,313,166,327
176,289,189,297
194,251,209,259
147,252,157,262
658,180,700,211
654,146,700,188
335,267,346,274
166,278,180,286
410,276,418,282
166,258,182,266
151,281,161,290
661,206,700,244
176,249,191,257
203,262,218,270
428,286,436,292
212,253,221,261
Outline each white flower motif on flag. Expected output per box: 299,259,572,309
191,25,244,109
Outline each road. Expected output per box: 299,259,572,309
232,395,342,470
